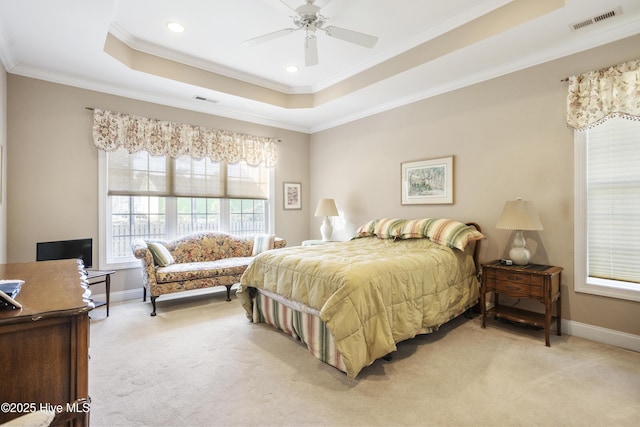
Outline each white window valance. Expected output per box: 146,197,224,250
566,59,640,131
92,109,278,167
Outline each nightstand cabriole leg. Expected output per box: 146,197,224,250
545,299,552,347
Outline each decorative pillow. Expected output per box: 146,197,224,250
373,218,406,239
147,242,175,267
355,219,378,237
355,217,484,250
252,234,275,256
425,218,485,251
396,218,433,239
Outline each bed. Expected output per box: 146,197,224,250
237,218,485,381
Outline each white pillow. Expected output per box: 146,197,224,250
252,235,275,256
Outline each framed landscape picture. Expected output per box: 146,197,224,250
283,182,301,210
401,156,454,205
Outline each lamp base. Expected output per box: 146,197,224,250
509,230,531,265
320,217,333,242
509,247,531,265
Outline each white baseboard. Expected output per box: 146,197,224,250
561,319,640,353
91,285,234,306
91,288,142,304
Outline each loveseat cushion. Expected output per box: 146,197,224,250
169,233,253,264
155,257,253,284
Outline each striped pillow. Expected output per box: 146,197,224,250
396,218,434,239
355,219,378,237
423,218,484,251
373,218,406,239
252,234,275,256
147,242,175,267
354,218,483,250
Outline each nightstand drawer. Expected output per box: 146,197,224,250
493,279,542,297
493,270,544,286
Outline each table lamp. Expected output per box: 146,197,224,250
496,197,543,265
314,198,339,241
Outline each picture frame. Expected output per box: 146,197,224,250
283,182,301,210
401,156,454,205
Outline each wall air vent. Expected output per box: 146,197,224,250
570,7,622,31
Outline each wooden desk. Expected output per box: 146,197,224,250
86,269,115,317
0,259,92,426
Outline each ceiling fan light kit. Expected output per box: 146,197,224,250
244,0,378,67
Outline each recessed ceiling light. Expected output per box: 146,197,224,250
286,65,299,73
166,22,185,33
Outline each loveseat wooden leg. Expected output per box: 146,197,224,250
225,285,232,302
143,287,147,302
150,296,158,316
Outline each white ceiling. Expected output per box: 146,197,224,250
0,0,639,133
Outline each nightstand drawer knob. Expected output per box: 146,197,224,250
505,284,521,292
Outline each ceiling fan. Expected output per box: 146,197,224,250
244,0,378,67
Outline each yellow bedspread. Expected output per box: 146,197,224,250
238,237,479,380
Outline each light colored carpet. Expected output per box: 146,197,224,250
88,289,640,427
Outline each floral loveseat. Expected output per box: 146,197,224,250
132,232,285,316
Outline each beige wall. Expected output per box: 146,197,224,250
6,76,310,295
0,67,5,263
309,34,640,336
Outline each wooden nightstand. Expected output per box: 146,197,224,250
481,261,562,346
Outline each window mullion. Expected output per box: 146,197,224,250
165,197,178,240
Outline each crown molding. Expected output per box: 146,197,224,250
7,64,312,133
107,22,314,95
311,0,513,92
309,20,640,133
0,19,16,71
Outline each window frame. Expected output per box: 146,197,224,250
573,127,640,302
98,151,275,270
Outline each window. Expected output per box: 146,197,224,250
99,149,273,269
574,117,640,302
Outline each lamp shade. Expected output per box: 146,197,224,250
314,198,338,217
496,198,543,231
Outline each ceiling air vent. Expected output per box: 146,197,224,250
570,7,622,31
194,95,218,104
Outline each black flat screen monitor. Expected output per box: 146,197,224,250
36,238,93,269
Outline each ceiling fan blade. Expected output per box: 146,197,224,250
324,25,378,48
243,28,297,47
279,0,298,14
305,35,318,66
314,0,334,9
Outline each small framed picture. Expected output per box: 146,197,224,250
283,182,301,210
401,156,454,205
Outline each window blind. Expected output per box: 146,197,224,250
107,148,269,199
586,117,640,284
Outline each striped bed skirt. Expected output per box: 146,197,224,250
252,288,348,374
251,288,475,376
